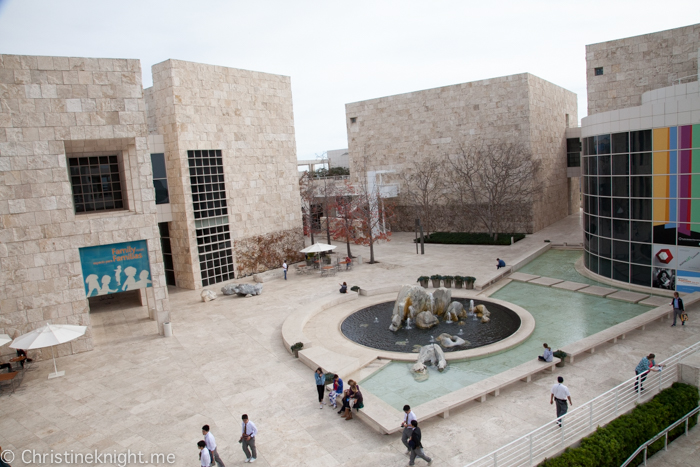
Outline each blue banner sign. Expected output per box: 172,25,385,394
79,240,152,297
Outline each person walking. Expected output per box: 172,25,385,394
315,367,326,409
283,260,288,280
198,440,211,467
550,376,572,427
635,353,660,392
538,343,553,362
671,292,685,326
408,420,432,466
202,425,225,467
240,414,257,463
401,405,418,455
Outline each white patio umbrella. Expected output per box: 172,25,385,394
300,242,337,254
10,323,87,379
0,334,11,347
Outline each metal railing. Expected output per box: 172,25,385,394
621,405,700,466
465,340,700,467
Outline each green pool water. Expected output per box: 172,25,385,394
360,251,653,410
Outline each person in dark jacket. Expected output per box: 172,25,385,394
671,292,685,326
408,420,432,466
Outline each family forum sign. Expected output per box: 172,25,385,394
79,240,152,297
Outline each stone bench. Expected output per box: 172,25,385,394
253,268,285,282
561,292,700,364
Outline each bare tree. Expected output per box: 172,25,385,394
354,154,396,264
329,181,360,258
400,158,448,235
298,171,317,244
448,140,541,240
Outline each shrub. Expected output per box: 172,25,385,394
539,383,699,467
430,274,441,281
418,232,526,245
350,286,360,292
417,276,429,282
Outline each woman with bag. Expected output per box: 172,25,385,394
328,374,343,409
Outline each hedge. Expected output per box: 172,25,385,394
417,232,526,245
539,382,699,467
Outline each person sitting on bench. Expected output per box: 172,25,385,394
16,349,33,368
538,343,553,362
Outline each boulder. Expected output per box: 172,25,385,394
221,283,263,296
445,301,463,322
437,333,468,348
433,288,452,316
390,285,432,331
412,343,447,373
200,290,217,302
415,311,439,329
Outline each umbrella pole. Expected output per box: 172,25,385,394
48,345,65,379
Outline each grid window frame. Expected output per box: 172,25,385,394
68,154,125,214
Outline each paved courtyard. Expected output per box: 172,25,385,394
1,213,700,467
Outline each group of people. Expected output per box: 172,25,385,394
0,349,32,373
315,368,363,420
196,415,258,466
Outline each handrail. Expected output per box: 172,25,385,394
465,339,700,467
620,405,700,467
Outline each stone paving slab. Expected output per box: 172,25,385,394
606,290,650,303
509,272,540,282
528,276,564,286
578,285,618,297
641,296,673,307
552,280,590,291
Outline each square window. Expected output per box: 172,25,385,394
68,154,124,214
594,67,604,76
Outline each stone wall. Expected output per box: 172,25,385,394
0,54,171,358
233,228,305,277
345,73,577,233
527,75,579,231
147,60,303,289
586,23,700,116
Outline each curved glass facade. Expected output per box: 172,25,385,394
583,125,700,292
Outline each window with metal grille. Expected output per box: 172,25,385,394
151,153,169,204
68,155,124,213
158,222,176,286
187,150,234,286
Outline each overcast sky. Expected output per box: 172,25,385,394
1,1,698,160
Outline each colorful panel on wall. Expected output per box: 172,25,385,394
79,240,152,297
677,270,700,293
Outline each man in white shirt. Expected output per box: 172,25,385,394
550,376,572,427
283,260,288,280
198,440,211,467
239,414,257,463
401,404,418,455
202,424,225,467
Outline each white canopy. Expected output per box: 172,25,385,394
0,334,11,347
10,323,87,379
300,242,337,253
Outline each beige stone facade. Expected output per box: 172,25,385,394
345,73,578,233
586,23,700,115
0,54,171,358
146,60,303,285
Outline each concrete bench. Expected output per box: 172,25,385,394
253,269,284,283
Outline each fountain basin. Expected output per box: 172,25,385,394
341,298,521,353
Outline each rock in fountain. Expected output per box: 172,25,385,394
412,343,447,373
415,311,439,329
445,301,463,322
474,304,491,323
432,288,451,316
436,333,469,348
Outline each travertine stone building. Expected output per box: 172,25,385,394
345,73,579,233
146,60,303,288
586,23,700,115
1,54,303,358
0,54,170,357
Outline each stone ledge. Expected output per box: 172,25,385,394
509,272,540,282
253,269,284,283
578,285,618,297
529,277,564,287
552,281,590,291
606,290,649,303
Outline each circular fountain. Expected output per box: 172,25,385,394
341,297,520,353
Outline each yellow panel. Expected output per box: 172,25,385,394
653,151,669,174
653,128,669,151
653,175,670,198
653,198,669,224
